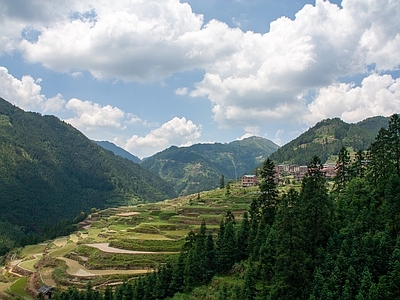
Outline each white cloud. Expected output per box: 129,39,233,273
175,87,189,96
304,73,400,125
64,98,128,131
19,0,211,81
0,0,399,135
124,117,201,158
0,66,65,112
238,126,260,140
190,0,400,128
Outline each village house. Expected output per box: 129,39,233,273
241,174,258,187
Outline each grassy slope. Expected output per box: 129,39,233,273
2,183,261,297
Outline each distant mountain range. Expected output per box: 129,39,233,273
1,93,392,238
140,136,279,195
94,140,141,163
96,115,391,195
0,97,176,235
269,116,390,165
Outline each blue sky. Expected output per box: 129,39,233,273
0,0,399,158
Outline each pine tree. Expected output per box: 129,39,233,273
299,156,332,267
169,251,186,294
334,146,351,193
356,267,373,300
257,158,278,225
242,262,256,300
183,248,197,293
270,188,308,299
104,285,113,300
220,174,225,189
225,181,231,197
216,219,237,273
387,114,400,176
237,211,250,261
388,247,400,299
351,149,365,179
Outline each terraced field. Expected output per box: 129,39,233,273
1,184,258,298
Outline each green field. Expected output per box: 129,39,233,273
3,184,259,294
9,277,33,300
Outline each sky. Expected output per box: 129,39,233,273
0,0,399,159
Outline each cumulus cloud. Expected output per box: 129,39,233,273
64,98,129,132
1,0,399,135
190,0,400,128
0,66,65,112
124,117,202,158
304,73,400,125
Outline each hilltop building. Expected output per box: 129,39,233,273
241,175,258,187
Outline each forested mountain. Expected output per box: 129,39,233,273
0,97,176,253
269,116,390,165
141,136,279,195
95,140,141,163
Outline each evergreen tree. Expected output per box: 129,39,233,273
237,211,250,261
356,267,373,300
334,146,351,193
204,231,216,283
388,247,400,299
387,114,400,176
183,248,197,293
242,262,256,300
257,158,278,225
220,174,225,189
299,156,332,268
258,225,276,284
351,149,366,179
225,181,231,197
270,188,308,299
216,218,238,273
169,251,186,294
104,286,113,300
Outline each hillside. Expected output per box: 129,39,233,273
94,140,141,163
269,116,390,165
0,98,176,244
141,136,279,195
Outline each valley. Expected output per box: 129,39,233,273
0,184,258,299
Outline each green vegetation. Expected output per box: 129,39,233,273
47,114,400,300
0,97,176,255
269,116,389,164
9,277,33,300
2,95,399,299
141,136,279,195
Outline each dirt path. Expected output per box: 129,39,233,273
86,243,178,254
56,257,150,277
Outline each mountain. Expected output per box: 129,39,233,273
141,136,279,195
269,116,390,165
94,140,141,163
0,97,176,236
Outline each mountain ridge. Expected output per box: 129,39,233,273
140,136,279,195
0,97,176,237
269,116,390,165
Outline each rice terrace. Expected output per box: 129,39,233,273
0,184,258,299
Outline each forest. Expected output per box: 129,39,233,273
47,114,400,299
0,97,176,257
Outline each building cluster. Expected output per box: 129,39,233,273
241,164,337,187
275,164,336,182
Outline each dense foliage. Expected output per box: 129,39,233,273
269,116,389,165
50,114,400,300
141,136,279,195
0,98,176,255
